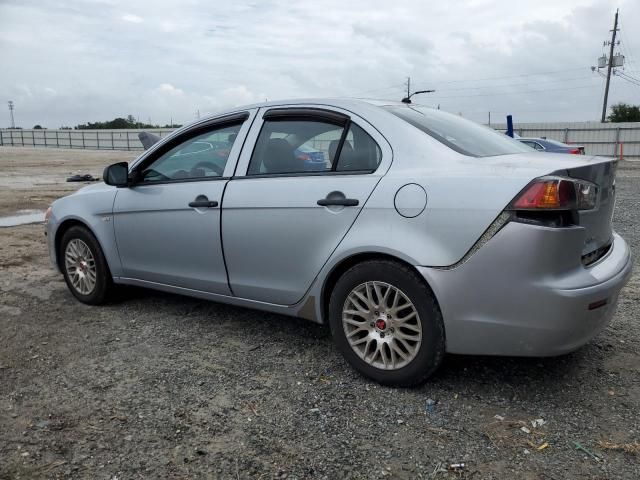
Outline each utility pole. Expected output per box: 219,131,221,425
488,111,491,126
601,9,619,123
8,101,15,128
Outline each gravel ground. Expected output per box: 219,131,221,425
1,148,639,479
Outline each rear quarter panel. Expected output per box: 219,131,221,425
327,113,618,268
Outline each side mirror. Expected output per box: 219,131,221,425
103,162,129,187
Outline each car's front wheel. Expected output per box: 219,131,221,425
60,226,113,305
329,260,445,386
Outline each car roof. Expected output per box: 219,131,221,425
199,98,411,121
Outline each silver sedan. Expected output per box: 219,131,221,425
45,99,632,386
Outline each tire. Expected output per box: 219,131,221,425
329,260,445,387
59,225,113,305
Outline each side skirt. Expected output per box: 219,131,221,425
113,277,322,323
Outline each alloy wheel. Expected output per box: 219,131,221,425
64,238,97,295
342,281,422,370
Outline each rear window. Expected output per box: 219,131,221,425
385,106,533,157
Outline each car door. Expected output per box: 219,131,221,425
112,111,254,294
221,107,390,305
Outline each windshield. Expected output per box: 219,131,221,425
385,106,533,157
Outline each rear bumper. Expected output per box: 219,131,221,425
418,222,632,357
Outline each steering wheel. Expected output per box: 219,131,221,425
192,161,224,176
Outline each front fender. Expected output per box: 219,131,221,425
47,184,121,277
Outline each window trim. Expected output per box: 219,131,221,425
233,169,374,180
330,119,351,172
130,112,249,186
247,109,381,178
263,107,350,126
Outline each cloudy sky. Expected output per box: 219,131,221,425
1,0,639,128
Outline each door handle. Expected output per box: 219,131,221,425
189,195,218,208
317,198,359,207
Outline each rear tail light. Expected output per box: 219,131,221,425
510,177,598,211
569,148,582,155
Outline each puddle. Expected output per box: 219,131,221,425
0,209,45,227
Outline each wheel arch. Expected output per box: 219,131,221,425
54,218,108,273
320,251,444,328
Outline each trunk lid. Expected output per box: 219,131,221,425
556,157,617,258
476,152,617,259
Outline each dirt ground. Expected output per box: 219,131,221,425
1,147,639,480
0,147,136,216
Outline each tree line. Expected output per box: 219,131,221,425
607,103,640,122
75,115,181,129
30,115,182,130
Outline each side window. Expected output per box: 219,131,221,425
336,123,382,172
140,123,242,183
533,142,545,151
248,120,343,175
248,117,382,175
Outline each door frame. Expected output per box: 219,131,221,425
231,104,393,179
128,109,259,180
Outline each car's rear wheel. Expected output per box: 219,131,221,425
329,260,445,386
60,226,113,305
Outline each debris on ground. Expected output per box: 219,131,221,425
66,174,98,182
448,462,466,472
531,418,546,428
573,441,603,462
598,440,640,455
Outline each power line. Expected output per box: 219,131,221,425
615,71,640,87
436,88,602,116
618,20,639,71
427,67,588,85
618,70,640,83
350,66,605,100
435,74,599,92
616,76,640,88
427,83,601,99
